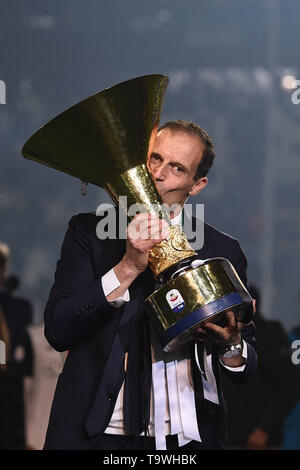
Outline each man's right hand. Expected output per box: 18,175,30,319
124,213,170,273
106,213,170,302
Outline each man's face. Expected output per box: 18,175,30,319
148,128,208,212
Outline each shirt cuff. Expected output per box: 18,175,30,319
219,340,248,372
101,268,130,307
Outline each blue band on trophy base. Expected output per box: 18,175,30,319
161,292,243,349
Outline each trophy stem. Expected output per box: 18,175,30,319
148,225,196,278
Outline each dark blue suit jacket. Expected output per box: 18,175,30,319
43,212,257,450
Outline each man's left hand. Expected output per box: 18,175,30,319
192,310,245,367
193,310,242,348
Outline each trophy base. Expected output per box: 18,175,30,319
161,292,243,352
145,257,254,353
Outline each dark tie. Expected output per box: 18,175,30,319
123,311,152,435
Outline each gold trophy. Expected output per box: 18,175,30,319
22,74,253,352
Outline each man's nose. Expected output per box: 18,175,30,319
152,164,167,181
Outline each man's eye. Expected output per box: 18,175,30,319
175,166,184,172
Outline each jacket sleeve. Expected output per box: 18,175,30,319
44,215,120,352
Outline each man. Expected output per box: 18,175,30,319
43,121,257,450
0,243,33,449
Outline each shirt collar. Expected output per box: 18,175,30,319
170,210,183,227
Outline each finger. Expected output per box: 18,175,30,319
129,225,170,251
132,213,159,222
129,214,159,235
139,217,169,233
127,216,159,240
130,215,169,239
223,310,244,334
140,223,170,240
127,221,141,240
225,310,237,330
201,322,228,341
147,226,171,247
132,213,166,229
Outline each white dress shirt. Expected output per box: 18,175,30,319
101,212,248,449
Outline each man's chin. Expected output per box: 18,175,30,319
158,191,184,212
161,199,183,215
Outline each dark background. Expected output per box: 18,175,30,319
0,0,299,330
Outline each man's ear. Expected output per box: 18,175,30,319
188,177,208,196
